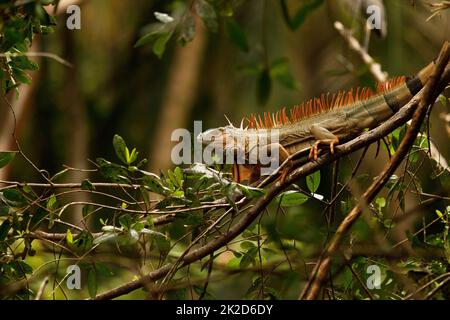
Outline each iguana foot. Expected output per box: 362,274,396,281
308,138,339,160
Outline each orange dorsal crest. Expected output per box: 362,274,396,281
246,76,407,129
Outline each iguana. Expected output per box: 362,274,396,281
197,58,441,184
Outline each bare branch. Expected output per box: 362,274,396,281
334,21,388,82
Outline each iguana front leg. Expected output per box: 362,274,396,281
259,143,292,183
232,143,292,184
308,124,340,160
232,163,258,183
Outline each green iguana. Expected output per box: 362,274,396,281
197,53,445,184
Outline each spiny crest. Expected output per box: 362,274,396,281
246,76,407,129
377,76,406,93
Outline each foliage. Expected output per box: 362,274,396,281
0,0,450,301
2,127,450,299
135,0,300,105
0,0,57,93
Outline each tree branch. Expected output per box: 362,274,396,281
299,41,450,300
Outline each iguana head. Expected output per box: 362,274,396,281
197,125,245,151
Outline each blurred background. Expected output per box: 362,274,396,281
1,0,450,299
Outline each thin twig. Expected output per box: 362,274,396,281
0,180,141,189
35,276,49,300
0,52,73,68
334,21,388,82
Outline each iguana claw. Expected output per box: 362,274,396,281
308,138,339,161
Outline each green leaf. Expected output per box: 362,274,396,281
82,204,94,219
0,206,9,216
18,261,33,274
132,221,144,233
240,241,256,250
270,58,299,90
166,288,187,300
306,171,321,193
95,263,114,277
66,229,73,245
195,0,218,32
119,214,132,230
278,191,309,207
438,94,449,107
50,168,69,182
0,152,17,169
238,185,265,199
2,189,27,208
127,148,138,164
81,179,95,191
113,134,128,164
96,158,130,183
135,32,158,48
87,267,97,299
375,197,386,210
46,194,58,211
240,247,257,268
143,176,166,195
172,190,185,198
225,18,249,52
245,277,263,297
227,256,242,269
153,32,173,59
281,0,325,31
257,67,271,105
182,210,203,226
154,235,171,255
134,22,175,48
46,194,58,229
173,167,184,186
12,56,38,71
436,209,446,222
0,219,11,241
12,68,31,84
